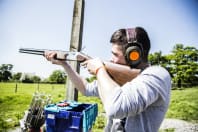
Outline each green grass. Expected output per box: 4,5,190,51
0,83,67,130
0,83,198,131
166,87,198,122
159,128,175,132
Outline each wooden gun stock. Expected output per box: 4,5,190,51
19,48,140,85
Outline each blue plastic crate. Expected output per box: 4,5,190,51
44,100,98,132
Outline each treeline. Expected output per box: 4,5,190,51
0,66,66,84
0,44,198,86
149,44,198,87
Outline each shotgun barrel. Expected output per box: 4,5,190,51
19,48,45,56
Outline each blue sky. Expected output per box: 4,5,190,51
0,0,198,78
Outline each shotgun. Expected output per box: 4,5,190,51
19,48,140,85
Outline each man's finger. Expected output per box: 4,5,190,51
81,60,88,67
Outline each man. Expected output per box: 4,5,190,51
45,27,171,132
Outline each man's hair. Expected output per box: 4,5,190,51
110,27,150,62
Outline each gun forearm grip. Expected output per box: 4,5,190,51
52,51,67,60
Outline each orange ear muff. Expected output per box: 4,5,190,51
129,50,140,61
125,44,142,67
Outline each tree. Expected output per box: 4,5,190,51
49,70,66,84
20,73,41,83
149,51,163,65
20,74,34,83
0,64,13,81
31,75,41,83
170,44,198,87
12,72,22,81
149,51,169,71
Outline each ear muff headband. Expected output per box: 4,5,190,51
125,28,144,67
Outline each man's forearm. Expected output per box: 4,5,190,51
96,67,120,109
104,61,140,86
61,62,87,95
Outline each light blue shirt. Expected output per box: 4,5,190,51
85,66,171,132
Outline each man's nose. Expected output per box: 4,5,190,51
110,57,115,63
110,60,114,63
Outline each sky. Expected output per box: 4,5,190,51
0,0,198,78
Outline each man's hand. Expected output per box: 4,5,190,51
44,51,67,65
81,58,105,75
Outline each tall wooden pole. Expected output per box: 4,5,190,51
66,0,85,101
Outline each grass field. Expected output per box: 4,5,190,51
166,87,198,122
0,82,197,131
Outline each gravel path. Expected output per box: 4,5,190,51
160,118,198,132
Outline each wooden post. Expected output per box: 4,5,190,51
15,83,18,93
66,0,85,101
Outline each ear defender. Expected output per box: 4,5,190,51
125,28,143,67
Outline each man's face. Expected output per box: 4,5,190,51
111,44,127,65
